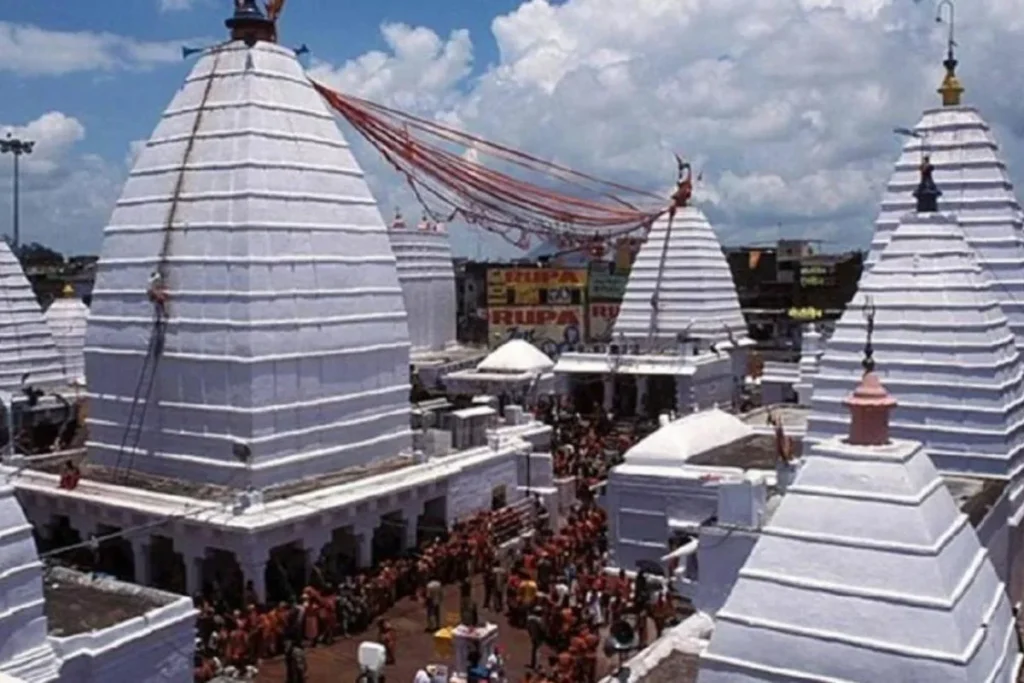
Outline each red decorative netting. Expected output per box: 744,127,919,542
312,81,689,251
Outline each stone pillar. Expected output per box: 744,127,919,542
237,548,268,605
402,505,422,550
355,523,374,569
304,528,332,580
602,375,614,413
182,550,205,596
636,376,649,416
131,538,151,586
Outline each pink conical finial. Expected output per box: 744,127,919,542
845,297,896,446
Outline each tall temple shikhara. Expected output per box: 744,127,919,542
84,0,413,488
866,32,1024,354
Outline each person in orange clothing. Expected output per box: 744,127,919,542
568,630,587,681
318,589,338,645
194,652,216,682
258,608,278,659
225,618,249,668
582,627,600,683
243,604,261,662
300,590,320,647
58,459,81,490
377,618,396,665
554,650,574,683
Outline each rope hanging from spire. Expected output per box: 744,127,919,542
311,81,686,250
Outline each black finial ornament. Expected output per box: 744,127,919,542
226,0,275,46
862,297,876,374
913,155,942,213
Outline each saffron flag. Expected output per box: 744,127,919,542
748,250,762,269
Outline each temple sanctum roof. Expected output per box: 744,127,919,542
84,35,412,488
0,241,66,392
699,372,1020,682
0,485,60,681
613,206,747,344
387,213,458,353
806,210,1024,479
44,285,89,386
867,106,1024,351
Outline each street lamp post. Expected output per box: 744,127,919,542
0,132,35,251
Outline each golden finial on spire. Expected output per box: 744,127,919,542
935,0,963,107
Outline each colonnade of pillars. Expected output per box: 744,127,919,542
38,497,444,605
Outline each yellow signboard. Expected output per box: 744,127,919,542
486,268,587,307
488,305,584,355
587,302,621,342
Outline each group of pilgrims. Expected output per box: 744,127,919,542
188,401,658,682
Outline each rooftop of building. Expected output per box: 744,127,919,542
636,650,701,683
683,432,804,471
28,450,415,501
43,566,184,637
410,345,488,365
739,404,811,434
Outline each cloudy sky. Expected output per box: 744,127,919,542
1,0,1021,258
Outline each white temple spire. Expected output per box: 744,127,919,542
0,241,65,392
809,159,1024,479
85,32,412,488
699,353,1021,682
613,206,746,345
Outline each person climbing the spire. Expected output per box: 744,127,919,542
147,270,169,318
670,154,693,210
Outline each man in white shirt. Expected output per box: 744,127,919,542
414,664,439,683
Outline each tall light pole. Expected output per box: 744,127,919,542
0,132,35,251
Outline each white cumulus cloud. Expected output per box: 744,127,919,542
0,112,122,252
0,22,198,76
310,0,1024,254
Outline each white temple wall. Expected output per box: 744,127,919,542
693,525,759,616
51,591,194,683
446,451,522,524
607,470,722,573
976,489,1013,597
87,350,413,488
516,452,554,491
687,358,735,412
39,569,194,683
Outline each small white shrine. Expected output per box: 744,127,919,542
43,285,89,387
0,484,194,683
556,197,752,419
443,339,555,401
606,408,790,577
388,212,486,389
700,368,1021,682
759,325,823,405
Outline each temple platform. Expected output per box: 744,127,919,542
7,417,549,605
24,450,415,502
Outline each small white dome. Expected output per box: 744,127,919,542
44,287,89,385
625,408,754,467
477,339,555,374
